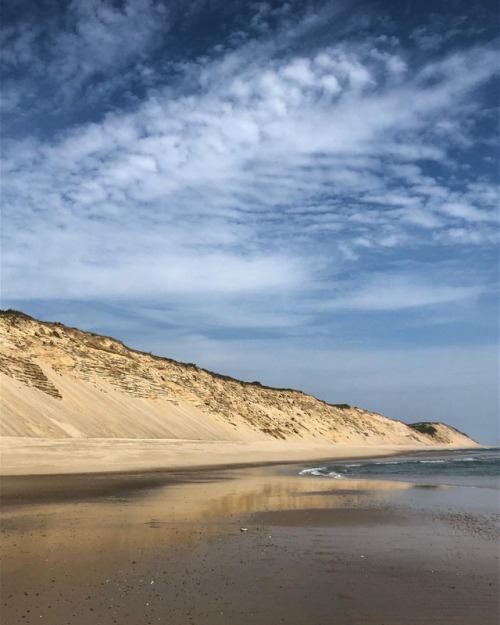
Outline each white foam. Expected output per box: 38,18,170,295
419,460,446,464
326,471,345,479
299,467,326,475
299,467,345,478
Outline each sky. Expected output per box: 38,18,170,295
1,0,498,444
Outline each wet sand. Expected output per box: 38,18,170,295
1,465,498,625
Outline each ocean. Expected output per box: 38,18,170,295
299,447,500,489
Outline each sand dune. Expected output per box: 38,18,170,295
0,310,478,474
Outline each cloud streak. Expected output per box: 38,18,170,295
2,22,498,306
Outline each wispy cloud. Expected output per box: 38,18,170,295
1,0,169,124
323,275,485,311
2,17,497,307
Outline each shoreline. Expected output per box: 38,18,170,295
0,436,474,478
0,439,416,508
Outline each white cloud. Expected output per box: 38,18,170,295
438,202,497,223
1,0,169,116
1,4,498,314
1,224,307,300
325,276,484,311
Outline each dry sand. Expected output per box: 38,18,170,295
0,435,419,476
1,464,498,625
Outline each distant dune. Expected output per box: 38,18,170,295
0,310,478,474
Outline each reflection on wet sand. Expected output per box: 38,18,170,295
1,467,498,625
1,470,411,578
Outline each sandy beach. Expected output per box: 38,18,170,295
0,436,421,476
1,461,498,625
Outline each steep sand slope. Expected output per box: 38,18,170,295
0,310,476,453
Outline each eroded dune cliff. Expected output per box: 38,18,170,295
0,310,476,450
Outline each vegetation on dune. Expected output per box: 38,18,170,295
408,422,438,436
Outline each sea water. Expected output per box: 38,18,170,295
299,447,500,489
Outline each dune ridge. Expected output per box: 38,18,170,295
0,310,476,455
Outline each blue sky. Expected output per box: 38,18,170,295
1,0,498,443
